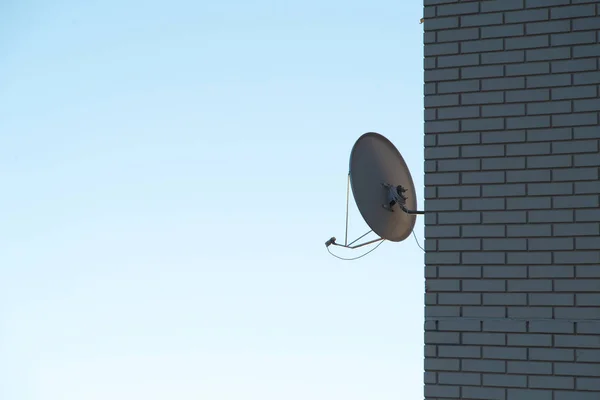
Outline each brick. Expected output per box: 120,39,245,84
506,115,550,130
555,168,598,182
574,98,600,112
552,31,597,46
530,237,574,250
438,345,481,358
462,359,505,373
462,386,505,400
424,16,459,31
578,322,600,335
463,279,506,292
482,0,524,12
553,139,599,154
462,225,505,237
555,363,600,377
483,103,525,117
425,42,459,57
482,50,525,65
482,157,526,170
424,82,436,96
507,251,552,264
484,293,527,305
506,35,549,50
425,225,460,238
527,0,570,6
424,371,436,384
424,31,436,45
529,347,574,361
437,105,480,119
555,307,600,319
506,90,548,105
425,69,460,83
527,100,571,115
484,319,527,333
529,182,574,195
555,194,598,209
438,371,481,386
508,334,553,347
483,211,527,224
438,211,481,224
527,46,571,61
529,209,573,223
438,54,480,68
508,361,552,375
483,373,527,388
552,85,597,100
506,169,550,182
426,331,461,344
424,358,460,371
556,279,600,292
551,4,596,20
463,118,505,131
574,71,600,85
437,2,479,16
482,238,527,250
505,8,548,23
425,146,460,159
552,58,597,73
438,238,481,251
577,349,600,362
426,306,461,317
554,251,600,264
462,198,505,211
462,39,503,54
462,144,504,158
437,132,480,146
527,154,571,168
552,112,598,127
527,73,571,88
484,266,528,278
425,94,459,107
461,65,504,79
437,28,480,43
463,306,506,318
425,252,461,265
462,91,504,105
573,16,600,31
483,24,526,39
527,127,573,142
527,19,571,34
577,237,600,250
577,378,600,391
425,120,460,134
532,293,575,306
529,376,574,390
529,265,574,278
424,384,460,399
573,43,600,58
507,388,552,400
462,252,506,265
555,223,599,236
483,346,527,360
461,13,504,28
462,171,505,184
506,224,552,237
530,320,574,334
438,79,480,94
577,293,600,306
424,0,459,4
438,319,481,332
509,63,550,78
438,185,480,198
438,266,482,278
483,183,526,197
576,209,600,222
575,181,600,194
507,279,552,291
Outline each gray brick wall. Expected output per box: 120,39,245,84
423,0,600,399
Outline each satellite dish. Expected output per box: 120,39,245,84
350,132,418,242
325,132,424,256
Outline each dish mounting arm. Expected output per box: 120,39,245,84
382,182,425,215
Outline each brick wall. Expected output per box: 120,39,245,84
423,1,600,399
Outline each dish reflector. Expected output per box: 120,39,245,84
349,132,417,242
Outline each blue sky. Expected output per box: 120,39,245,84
0,1,425,399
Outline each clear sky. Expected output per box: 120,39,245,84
0,1,425,399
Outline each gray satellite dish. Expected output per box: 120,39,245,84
325,132,423,254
